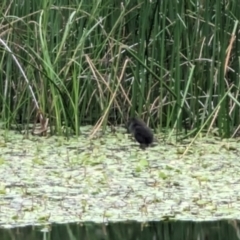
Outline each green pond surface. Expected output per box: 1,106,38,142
1,220,240,240
0,126,240,227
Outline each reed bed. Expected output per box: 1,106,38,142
0,0,239,137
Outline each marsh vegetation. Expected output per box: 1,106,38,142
0,0,239,138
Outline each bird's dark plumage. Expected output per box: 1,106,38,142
127,117,154,147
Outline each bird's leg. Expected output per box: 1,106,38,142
140,143,147,150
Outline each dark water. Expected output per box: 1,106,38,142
1,220,239,240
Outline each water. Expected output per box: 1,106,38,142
1,220,239,240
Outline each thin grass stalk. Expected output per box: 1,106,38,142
0,38,41,120
90,58,129,137
182,85,233,156
216,2,230,137
155,1,166,129
169,65,195,139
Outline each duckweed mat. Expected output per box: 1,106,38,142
0,127,240,227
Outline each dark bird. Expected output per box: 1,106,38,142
127,117,154,147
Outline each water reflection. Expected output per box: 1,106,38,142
0,220,240,240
